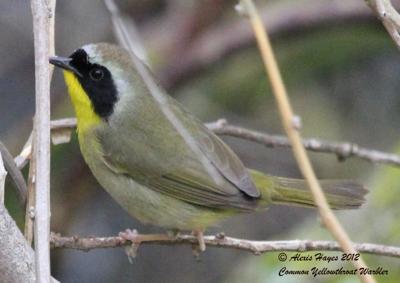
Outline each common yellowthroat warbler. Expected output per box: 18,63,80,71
50,43,367,251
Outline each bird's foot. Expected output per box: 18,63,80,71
119,229,140,263
191,229,206,259
166,228,181,239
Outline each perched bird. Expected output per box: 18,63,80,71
50,43,367,251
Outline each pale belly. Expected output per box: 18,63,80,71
79,131,233,231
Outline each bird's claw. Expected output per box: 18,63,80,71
166,229,181,239
191,229,206,259
119,229,140,262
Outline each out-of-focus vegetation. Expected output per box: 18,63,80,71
1,1,400,282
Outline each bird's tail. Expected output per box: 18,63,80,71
249,169,368,209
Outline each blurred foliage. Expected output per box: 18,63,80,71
179,24,389,116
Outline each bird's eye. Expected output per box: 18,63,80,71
89,68,104,81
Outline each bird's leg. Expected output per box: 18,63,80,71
192,229,206,252
119,229,140,262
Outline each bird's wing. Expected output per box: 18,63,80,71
100,139,258,211
165,95,260,199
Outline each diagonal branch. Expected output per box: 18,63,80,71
50,232,400,258
366,0,400,48
238,1,375,282
0,141,27,206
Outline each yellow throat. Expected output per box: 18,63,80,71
63,71,101,137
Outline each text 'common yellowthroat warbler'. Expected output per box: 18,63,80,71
50,43,367,251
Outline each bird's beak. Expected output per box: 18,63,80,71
49,56,83,77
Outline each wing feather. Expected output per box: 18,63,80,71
97,72,259,211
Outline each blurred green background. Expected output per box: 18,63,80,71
1,0,400,282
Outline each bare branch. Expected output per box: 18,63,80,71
238,1,375,282
0,204,36,283
103,0,149,63
207,119,400,166
0,142,27,206
366,0,400,48
0,158,58,283
0,204,60,283
0,156,56,283
0,155,58,282
24,151,36,245
14,134,32,170
50,117,77,130
30,0,56,281
50,232,400,258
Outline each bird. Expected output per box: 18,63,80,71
50,43,367,251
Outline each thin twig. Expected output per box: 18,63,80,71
103,0,149,63
14,133,32,170
238,1,375,283
366,0,400,49
49,232,400,258
0,141,27,206
207,119,400,166
24,150,36,246
30,0,56,282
